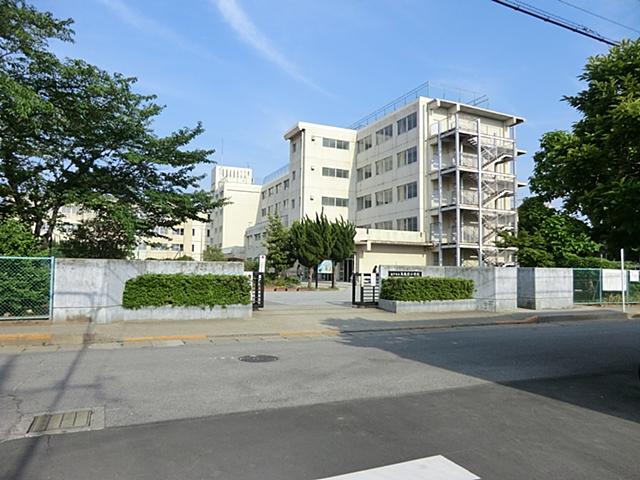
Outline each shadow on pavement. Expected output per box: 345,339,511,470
323,317,640,425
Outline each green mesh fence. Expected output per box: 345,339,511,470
0,257,54,320
573,268,640,304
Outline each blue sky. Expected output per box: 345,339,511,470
34,0,639,198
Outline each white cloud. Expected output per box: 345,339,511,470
97,0,217,61
214,0,330,95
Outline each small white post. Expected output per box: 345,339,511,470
621,248,626,313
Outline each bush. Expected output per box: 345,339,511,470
266,276,300,288
380,276,474,302
122,274,251,309
561,253,637,269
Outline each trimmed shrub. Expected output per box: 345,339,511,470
380,276,474,302
122,274,251,309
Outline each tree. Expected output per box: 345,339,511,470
0,218,41,256
328,217,356,288
290,216,327,289
263,214,295,277
0,1,221,248
202,245,225,262
530,39,640,258
498,197,602,267
59,205,137,259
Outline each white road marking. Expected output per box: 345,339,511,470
318,455,480,480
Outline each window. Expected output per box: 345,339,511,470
283,179,290,190
356,164,372,182
206,229,210,237
397,216,418,231
356,135,372,153
283,199,288,208
322,137,350,150
397,112,417,135
268,187,274,196
171,243,184,251
397,181,418,201
375,188,393,206
292,142,297,153
261,208,266,217
322,167,349,178
292,170,296,181
291,199,295,209
191,245,195,252
374,220,393,230
192,229,195,236
375,124,393,145
397,146,418,167
356,194,372,211
275,183,281,193
172,228,185,235
322,196,348,207
375,156,393,175
261,191,266,199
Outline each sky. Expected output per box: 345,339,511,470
33,0,640,199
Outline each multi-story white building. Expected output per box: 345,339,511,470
243,93,524,272
208,165,261,257
135,219,208,261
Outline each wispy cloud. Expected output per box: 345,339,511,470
214,0,330,96
97,0,217,61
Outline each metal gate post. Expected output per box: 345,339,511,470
48,256,56,320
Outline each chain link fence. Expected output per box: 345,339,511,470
0,257,55,320
573,268,640,305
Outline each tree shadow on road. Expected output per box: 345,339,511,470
323,317,640,425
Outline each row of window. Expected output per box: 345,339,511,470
356,146,417,182
262,179,291,199
321,196,348,207
356,181,418,210
322,167,349,178
359,216,418,232
355,112,418,154
322,137,350,150
261,198,296,217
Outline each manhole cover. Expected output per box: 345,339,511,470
239,354,278,363
28,409,92,435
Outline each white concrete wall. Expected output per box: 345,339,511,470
52,259,246,323
378,265,518,312
517,268,573,310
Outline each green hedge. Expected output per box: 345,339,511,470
122,274,251,309
380,276,474,302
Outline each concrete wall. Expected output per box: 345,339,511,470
517,268,573,310
378,265,518,312
52,259,246,324
379,298,476,314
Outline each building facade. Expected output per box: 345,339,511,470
244,95,524,271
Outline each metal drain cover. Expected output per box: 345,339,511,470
28,409,92,435
239,354,278,363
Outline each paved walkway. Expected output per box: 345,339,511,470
0,299,632,352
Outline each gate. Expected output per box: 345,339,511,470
250,272,265,310
0,256,55,320
352,273,380,307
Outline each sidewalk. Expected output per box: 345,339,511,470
0,304,634,351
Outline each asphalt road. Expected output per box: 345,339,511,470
1,320,639,479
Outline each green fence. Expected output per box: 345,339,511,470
573,268,640,305
0,256,55,320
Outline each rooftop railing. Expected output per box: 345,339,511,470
262,164,289,185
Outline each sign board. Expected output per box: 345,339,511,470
388,270,423,277
258,255,266,273
317,259,333,274
630,270,640,282
602,269,627,292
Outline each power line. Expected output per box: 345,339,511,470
491,0,620,46
556,0,640,35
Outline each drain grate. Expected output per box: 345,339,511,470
239,354,278,363
28,409,92,435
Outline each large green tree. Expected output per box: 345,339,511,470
530,39,640,258
0,1,221,251
290,215,327,289
263,214,295,277
499,197,602,267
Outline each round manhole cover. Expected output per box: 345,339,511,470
239,354,279,363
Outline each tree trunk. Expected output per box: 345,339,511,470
307,266,313,289
331,261,337,289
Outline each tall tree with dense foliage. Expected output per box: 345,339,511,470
290,215,327,289
263,214,295,277
530,39,640,258
498,197,602,267
0,218,41,256
202,245,226,262
328,217,356,288
0,1,221,251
